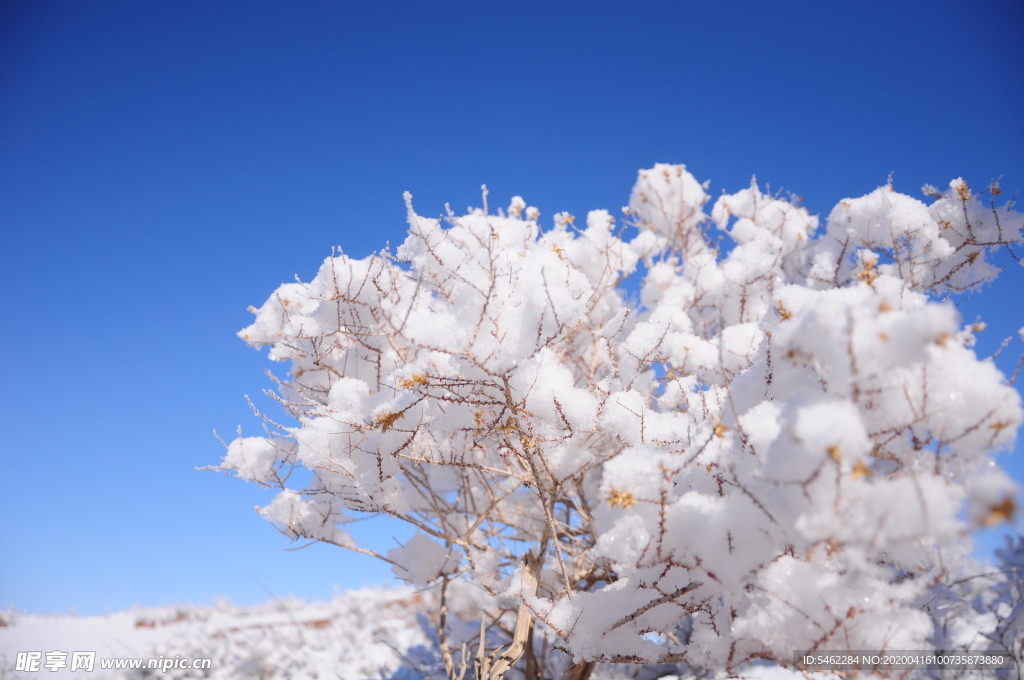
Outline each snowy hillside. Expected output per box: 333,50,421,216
0,587,434,679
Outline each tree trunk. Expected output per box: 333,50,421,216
563,661,596,680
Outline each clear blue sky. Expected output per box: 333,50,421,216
2,0,1022,615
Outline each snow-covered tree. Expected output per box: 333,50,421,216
216,164,1023,679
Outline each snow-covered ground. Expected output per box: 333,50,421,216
0,587,434,679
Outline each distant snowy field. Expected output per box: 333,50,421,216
0,587,434,679
0,587,832,679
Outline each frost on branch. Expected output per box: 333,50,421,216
218,163,1023,678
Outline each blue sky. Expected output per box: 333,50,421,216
2,0,1022,615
